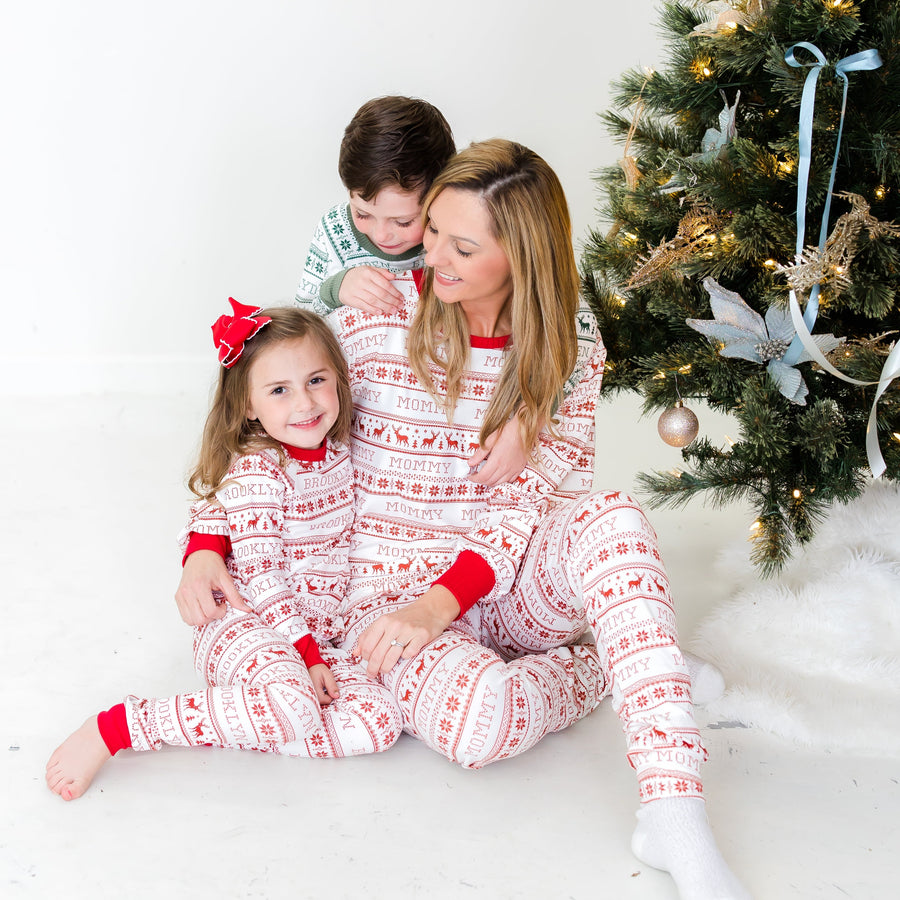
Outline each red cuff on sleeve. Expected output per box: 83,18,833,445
294,634,326,669
434,549,497,617
97,703,131,755
182,532,232,566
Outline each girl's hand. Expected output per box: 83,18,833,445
339,266,404,314
175,550,251,626
354,586,459,676
468,416,529,486
308,663,340,707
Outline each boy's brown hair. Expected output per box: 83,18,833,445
338,96,455,202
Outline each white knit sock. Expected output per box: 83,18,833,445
631,797,750,900
684,651,726,705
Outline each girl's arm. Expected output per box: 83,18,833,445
308,663,340,706
178,455,321,652
215,453,318,647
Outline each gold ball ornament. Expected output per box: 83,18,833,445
657,401,699,447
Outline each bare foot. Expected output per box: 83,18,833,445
45,716,112,801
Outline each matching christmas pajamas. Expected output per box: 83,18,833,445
115,442,401,758
324,278,706,797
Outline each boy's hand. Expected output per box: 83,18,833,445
308,663,340,706
468,417,529,486
175,550,250,626
339,266,404,314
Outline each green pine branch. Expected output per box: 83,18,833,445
582,0,900,572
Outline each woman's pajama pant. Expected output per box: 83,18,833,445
382,491,706,800
123,609,401,758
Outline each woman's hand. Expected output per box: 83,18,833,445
468,416,529,486
338,266,404,314
354,585,459,676
308,663,341,707
175,550,251,626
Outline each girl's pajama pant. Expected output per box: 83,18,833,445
123,609,401,758
379,490,706,800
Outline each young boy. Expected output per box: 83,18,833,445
295,96,455,316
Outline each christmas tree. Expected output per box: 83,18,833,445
581,0,900,573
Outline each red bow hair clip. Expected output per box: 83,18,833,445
211,298,272,368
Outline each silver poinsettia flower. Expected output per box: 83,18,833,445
686,277,844,405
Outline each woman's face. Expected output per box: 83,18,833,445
423,188,512,316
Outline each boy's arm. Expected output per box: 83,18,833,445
295,209,346,313
308,264,404,315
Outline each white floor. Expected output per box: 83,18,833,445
2,390,897,899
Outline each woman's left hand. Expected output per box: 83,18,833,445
468,416,528,486
354,586,459,676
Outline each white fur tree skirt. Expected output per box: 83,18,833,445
691,480,900,756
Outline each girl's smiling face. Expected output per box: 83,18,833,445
245,336,340,449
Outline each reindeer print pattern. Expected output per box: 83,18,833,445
124,610,400,757
131,443,403,758
186,444,354,643
184,277,704,794
480,491,706,800
336,281,605,607
381,628,603,769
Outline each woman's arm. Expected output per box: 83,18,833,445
457,339,609,602
467,411,529,486
175,547,247,627
468,302,601,487
353,584,460,676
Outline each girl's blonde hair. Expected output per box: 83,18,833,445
408,138,579,458
188,307,351,500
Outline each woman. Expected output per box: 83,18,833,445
179,139,748,900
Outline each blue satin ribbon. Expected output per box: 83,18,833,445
778,43,894,476
783,43,883,364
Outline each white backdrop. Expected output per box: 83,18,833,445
2,0,663,394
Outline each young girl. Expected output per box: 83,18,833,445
46,300,401,801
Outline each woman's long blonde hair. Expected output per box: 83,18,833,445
188,307,352,500
408,139,579,458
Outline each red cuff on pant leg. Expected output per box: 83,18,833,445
97,703,131,755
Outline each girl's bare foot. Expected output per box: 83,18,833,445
45,716,112,801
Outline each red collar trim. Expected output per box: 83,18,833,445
284,441,327,463
470,334,510,349
412,268,426,294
